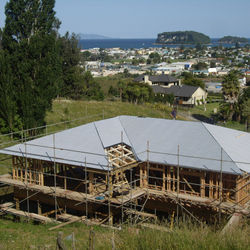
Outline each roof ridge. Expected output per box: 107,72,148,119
118,116,139,161
93,122,105,149
201,122,241,174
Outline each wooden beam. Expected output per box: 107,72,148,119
209,173,214,199
49,216,85,231
200,172,205,198
183,177,195,194
140,165,143,187
89,172,94,194
162,168,165,191
38,200,42,215
167,167,171,191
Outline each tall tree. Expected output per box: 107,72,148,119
2,0,61,132
0,29,2,49
221,71,240,120
59,32,83,99
0,51,22,134
182,72,205,89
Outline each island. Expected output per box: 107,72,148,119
79,34,112,40
156,31,211,45
218,36,249,44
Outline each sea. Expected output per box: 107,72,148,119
79,38,250,50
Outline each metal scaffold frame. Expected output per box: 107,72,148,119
0,115,249,229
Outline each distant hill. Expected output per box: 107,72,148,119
218,36,249,44
79,34,112,40
156,31,211,44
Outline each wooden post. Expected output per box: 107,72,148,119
236,177,241,204
57,232,67,250
172,167,176,192
215,173,219,200
89,172,94,194
89,228,95,250
200,171,205,198
162,166,165,191
209,173,213,199
144,165,148,188
12,156,16,180
37,200,42,215
167,167,171,191
64,165,67,190
15,198,20,210
109,210,113,226
20,165,23,182
140,165,143,187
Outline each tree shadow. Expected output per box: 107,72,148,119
192,114,216,124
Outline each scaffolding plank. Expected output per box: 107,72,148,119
0,207,55,223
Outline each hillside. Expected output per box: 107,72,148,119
219,36,249,44
156,31,211,44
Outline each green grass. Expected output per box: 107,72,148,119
95,76,133,95
0,219,249,250
45,99,172,134
179,102,247,131
188,102,220,118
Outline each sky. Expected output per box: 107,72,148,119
0,0,250,39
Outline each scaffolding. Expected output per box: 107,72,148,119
0,115,249,229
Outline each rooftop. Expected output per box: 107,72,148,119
134,75,178,83
0,116,249,175
152,85,200,97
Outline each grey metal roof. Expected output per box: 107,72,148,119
152,85,199,97
0,116,249,174
134,75,178,83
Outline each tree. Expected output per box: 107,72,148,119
222,71,240,104
0,29,2,49
221,71,240,121
0,51,22,134
81,51,92,62
210,61,216,68
59,32,83,99
117,80,126,101
82,71,104,101
149,52,161,64
239,87,250,130
182,73,205,89
192,62,208,70
2,0,61,132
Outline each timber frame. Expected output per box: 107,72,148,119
0,144,250,226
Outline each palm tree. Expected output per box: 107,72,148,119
222,71,240,120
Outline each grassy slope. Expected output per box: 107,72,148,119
0,220,249,250
46,100,173,132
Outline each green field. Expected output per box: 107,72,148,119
0,219,249,250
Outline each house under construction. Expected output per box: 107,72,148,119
0,116,249,226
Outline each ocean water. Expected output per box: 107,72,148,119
79,38,250,50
